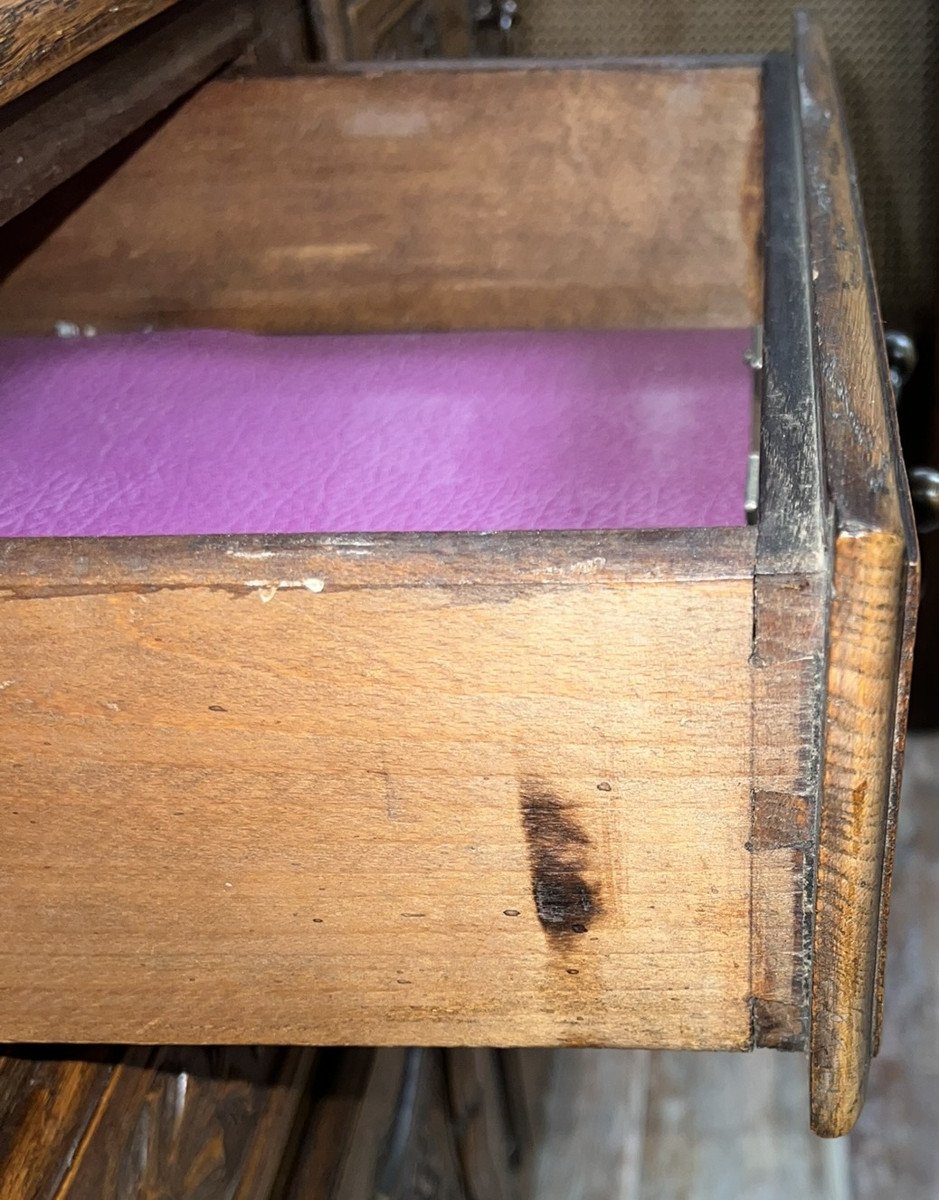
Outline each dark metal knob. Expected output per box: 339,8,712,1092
909,465,939,533
885,330,917,402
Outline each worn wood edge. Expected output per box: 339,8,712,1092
0,0,254,226
796,12,907,538
749,571,825,1050
251,53,767,77
810,529,905,1137
0,0,181,108
756,52,825,576
796,11,919,1137
871,554,920,1055
0,527,757,593
749,54,828,1053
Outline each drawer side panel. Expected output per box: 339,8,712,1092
0,573,753,1048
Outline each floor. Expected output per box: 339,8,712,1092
531,734,939,1199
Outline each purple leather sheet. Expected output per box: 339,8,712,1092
0,328,751,537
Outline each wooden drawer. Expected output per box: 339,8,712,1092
0,16,917,1137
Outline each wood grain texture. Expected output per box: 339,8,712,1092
0,0,253,227
0,0,181,107
797,15,919,1136
748,54,827,1053
871,564,920,1057
811,533,906,1137
0,65,763,334
0,1049,121,1199
749,574,824,1049
0,533,754,1049
0,1045,314,1199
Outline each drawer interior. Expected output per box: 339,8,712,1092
0,64,762,536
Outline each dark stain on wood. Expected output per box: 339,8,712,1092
518,778,602,939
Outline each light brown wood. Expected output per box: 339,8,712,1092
0,65,763,335
797,15,919,1138
0,532,754,1048
0,0,180,107
812,533,907,1137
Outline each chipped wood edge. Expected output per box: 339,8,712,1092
796,11,919,1136
0,527,758,595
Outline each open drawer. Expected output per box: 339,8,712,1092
0,15,917,1137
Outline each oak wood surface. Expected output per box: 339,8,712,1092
797,15,919,1137
0,1046,314,1199
0,0,181,107
0,531,755,1049
0,65,763,334
0,0,254,227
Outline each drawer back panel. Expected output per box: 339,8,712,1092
0,65,763,335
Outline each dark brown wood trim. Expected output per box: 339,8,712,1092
796,12,919,1138
254,52,767,76
0,0,254,227
755,52,826,575
748,54,827,1052
0,527,757,595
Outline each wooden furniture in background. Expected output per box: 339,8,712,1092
0,1046,545,1197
